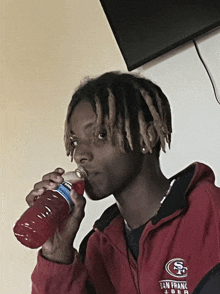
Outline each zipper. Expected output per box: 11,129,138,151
127,246,141,294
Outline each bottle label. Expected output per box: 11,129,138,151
56,181,74,210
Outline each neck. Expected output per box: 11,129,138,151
114,154,170,229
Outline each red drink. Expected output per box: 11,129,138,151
13,168,86,249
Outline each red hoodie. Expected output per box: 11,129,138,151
31,162,220,293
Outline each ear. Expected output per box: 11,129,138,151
141,122,158,154
147,122,158,148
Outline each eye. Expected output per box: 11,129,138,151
70,137,78,147
98,132,107,140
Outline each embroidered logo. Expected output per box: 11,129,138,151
165,258,188,278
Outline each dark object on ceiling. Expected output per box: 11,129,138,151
99,0,220,70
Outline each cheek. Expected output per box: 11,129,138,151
85,152,143,199
105,151,145,193
106,151,142,178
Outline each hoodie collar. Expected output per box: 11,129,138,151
151,163,195,225
94,162,213,231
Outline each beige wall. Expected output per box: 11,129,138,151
1,1,220,293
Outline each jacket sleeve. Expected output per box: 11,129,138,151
192,264,220,294
31,249,94,294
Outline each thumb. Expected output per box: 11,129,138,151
61,189,86,242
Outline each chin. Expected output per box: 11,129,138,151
84,181,111,201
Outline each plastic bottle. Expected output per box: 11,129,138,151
13,166,87,249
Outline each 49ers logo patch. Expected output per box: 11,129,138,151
159,258,189,293
165,258,188,278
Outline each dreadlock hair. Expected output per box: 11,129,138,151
64,71,172,161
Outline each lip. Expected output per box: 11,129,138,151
76,166,89,179
81,167,100,180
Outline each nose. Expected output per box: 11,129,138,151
73,142,93,165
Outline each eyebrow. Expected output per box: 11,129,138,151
70,122,97,135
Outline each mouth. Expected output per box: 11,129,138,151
77,164,102,183
82,168,100,181
75,166,88,179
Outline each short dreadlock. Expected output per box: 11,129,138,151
64,71,172,161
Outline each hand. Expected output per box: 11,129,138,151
26,168,86,264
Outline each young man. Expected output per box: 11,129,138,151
28,72,220,293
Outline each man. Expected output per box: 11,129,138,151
28,72,220,293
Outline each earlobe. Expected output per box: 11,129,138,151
141,147,147,154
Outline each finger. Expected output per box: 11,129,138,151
34,180,58,191
26,188,45,206
54,167,65,174
70,189,86,215
69,190,86,225
42,168,65,183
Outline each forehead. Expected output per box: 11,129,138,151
69,100,97,134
